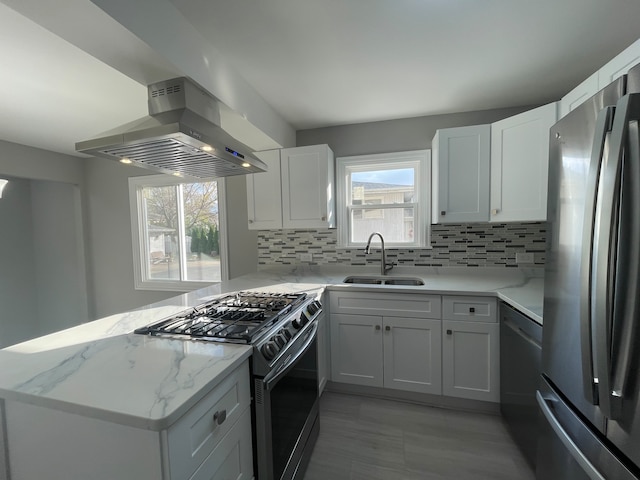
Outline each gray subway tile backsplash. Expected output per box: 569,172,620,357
258,222,547,268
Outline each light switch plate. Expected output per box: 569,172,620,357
516,252,534,264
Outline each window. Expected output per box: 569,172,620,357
129,175,228,291
336,150,431,248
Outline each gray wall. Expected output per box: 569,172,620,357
0,177,39,347
297,106,536,156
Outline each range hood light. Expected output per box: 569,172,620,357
201,145,213,152
242,162,251,168
172,172,182,177
119,158,133,164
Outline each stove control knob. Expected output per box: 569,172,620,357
301,311,311,326
273,334,286,348
261,342,278,361
281,328,292,340
291,316,303,330
308,301,320,315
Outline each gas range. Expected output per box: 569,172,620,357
134,291,322,375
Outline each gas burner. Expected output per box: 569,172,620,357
134,291,308,344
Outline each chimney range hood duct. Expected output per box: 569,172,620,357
76,77,267,179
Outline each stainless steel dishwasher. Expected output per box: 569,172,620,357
500,301,542,470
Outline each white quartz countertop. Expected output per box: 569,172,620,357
0,266,542,431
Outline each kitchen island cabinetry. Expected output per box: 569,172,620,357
247,144,335,230
431,125,491,224
3,361,253,480
442,296,499,402
489,102,557,222
329,292,442,394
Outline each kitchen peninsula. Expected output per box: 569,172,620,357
0,266,543,479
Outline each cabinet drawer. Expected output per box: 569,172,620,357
189,407,253,480
167,361,251,480
442,296,497,322
330,291,441,319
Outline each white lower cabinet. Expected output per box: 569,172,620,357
329,291,442,395
3,361,253,480
316,299,330,395
329,291,500,403
442,296,499,403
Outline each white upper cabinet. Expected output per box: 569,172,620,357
598,38,640,89
431,125,491,223
246,144,335,230
560,38,640,118
559,72,599,118
490,102,557,222
281,144,335,229
246,149,283,229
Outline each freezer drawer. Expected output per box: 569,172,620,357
536,377,638,480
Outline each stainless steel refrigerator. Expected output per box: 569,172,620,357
538,63,640,479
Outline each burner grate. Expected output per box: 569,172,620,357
134,291,307,343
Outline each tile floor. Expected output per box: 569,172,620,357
303,391,536,480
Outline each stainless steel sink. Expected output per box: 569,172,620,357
343,276,424,286
343,276,383,285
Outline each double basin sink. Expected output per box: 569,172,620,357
343,275,425,286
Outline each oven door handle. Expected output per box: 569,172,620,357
263,321,318,392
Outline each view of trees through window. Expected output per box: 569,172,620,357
142,180,221,282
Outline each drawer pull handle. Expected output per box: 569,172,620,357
446,329,453,335
469,307,476,313
213,409,227,426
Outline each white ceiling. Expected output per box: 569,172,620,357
2,0,640,157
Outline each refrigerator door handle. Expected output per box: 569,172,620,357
580,106,615,405
536,391,606,480
602,93,640,420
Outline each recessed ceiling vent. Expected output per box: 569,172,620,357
75,77,267,179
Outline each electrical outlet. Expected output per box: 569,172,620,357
299,253,313,262
516,252,534,264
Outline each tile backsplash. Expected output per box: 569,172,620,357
257,222,547,268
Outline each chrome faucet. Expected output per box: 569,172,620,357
364,232,394,275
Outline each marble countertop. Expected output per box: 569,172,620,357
0,266,542,431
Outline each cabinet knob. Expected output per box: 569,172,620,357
321,215,326,221
213,409,227,426
385,325,391,331
446,329,452,335
441,210,446,216
248,219,254,224
375,325,381,331
491,209,500,215
469,307,475,313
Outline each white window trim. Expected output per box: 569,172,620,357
336,150,431,248
128,174,229,292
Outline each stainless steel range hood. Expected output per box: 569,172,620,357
76,77,267,179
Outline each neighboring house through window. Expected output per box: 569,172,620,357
129,175,228,291
336,150,431,248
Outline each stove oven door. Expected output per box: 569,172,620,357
254,322,320,480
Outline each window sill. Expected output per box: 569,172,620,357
134,280,219,292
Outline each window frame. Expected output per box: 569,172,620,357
128,174,229,292
336,150,431,248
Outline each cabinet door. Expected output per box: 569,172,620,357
598,38,640,89
281,144,335,228
432,125,490,223
383,317,442,394
246,149,282,229
189,407,253,480
442,320,499,402
330,313,383,387
490,102,557,222
560,72,599,118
